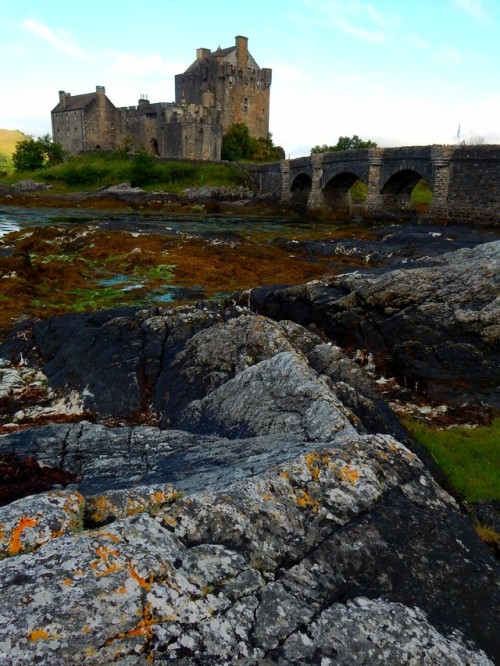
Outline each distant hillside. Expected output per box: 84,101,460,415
0,129,28,158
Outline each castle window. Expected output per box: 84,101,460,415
243,98,249,114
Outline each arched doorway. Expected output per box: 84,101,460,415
150,138,159,156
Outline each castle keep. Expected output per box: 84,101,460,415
51,36,271,161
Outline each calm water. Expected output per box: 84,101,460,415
0,205,329,240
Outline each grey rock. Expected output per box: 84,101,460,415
249,240,500,406
0,436,496,663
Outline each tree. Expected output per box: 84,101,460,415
221,123,253,161
129,148,160,187
12,134,64,171
222,124,285,162
311,135,378,154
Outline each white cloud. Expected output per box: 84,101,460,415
21,19,88,59
452,0,490,24
301,0,399,43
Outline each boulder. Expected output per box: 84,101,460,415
249,241,500,407
0,434,497,664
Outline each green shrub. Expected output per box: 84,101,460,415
130,150,161,187
13,134,64,171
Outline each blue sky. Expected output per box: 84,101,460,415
1,0,499,156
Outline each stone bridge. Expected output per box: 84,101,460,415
243,145,500,225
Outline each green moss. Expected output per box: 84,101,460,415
403,418,500,502
139,264,176,280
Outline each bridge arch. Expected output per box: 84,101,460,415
381,169,432,212
323,172,367,215
290,173,312,208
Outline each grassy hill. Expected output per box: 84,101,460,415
0,129,27,158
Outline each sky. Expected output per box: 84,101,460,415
1,0,499,157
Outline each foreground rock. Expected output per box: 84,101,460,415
249,240,500,407
0,249,498,663
0,434,497,664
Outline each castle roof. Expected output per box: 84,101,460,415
184,43,260,73
52,92,98,113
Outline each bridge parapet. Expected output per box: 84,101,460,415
240,144,499,225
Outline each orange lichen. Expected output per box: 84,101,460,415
106,603,157,644
162,515,177,527
8,516,39,555
377,450,389,461
28,628,50,642
293,488,319,511
280,470,290,481
98,531,121,544
88,496,114,523
305,452,321,481
90,545,123,577
262,492,271,501
63,578,73,587
337,465,361,485
127,563,152,590
152,490,167,504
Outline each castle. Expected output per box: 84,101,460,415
51,36,271,161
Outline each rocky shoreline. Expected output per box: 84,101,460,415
0,180,279,216
0,231,499,663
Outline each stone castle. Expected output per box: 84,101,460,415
51,36,271,161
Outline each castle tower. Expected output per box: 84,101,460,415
175,35,272,139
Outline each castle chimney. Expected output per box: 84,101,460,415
196,48,211,60
59,90,70,109
235,35,248,68
96,85,105,95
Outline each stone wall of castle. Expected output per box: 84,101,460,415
175,36,272,139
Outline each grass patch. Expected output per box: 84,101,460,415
0,150,253,193
411,179,432,204
403,418,500,502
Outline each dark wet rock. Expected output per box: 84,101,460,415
249,240,500,407
472,500,500,534
0,453,76,506
0,304,407,441
269,223,500,268
10,179,51,192
185,185,255,202
99,182,145,194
